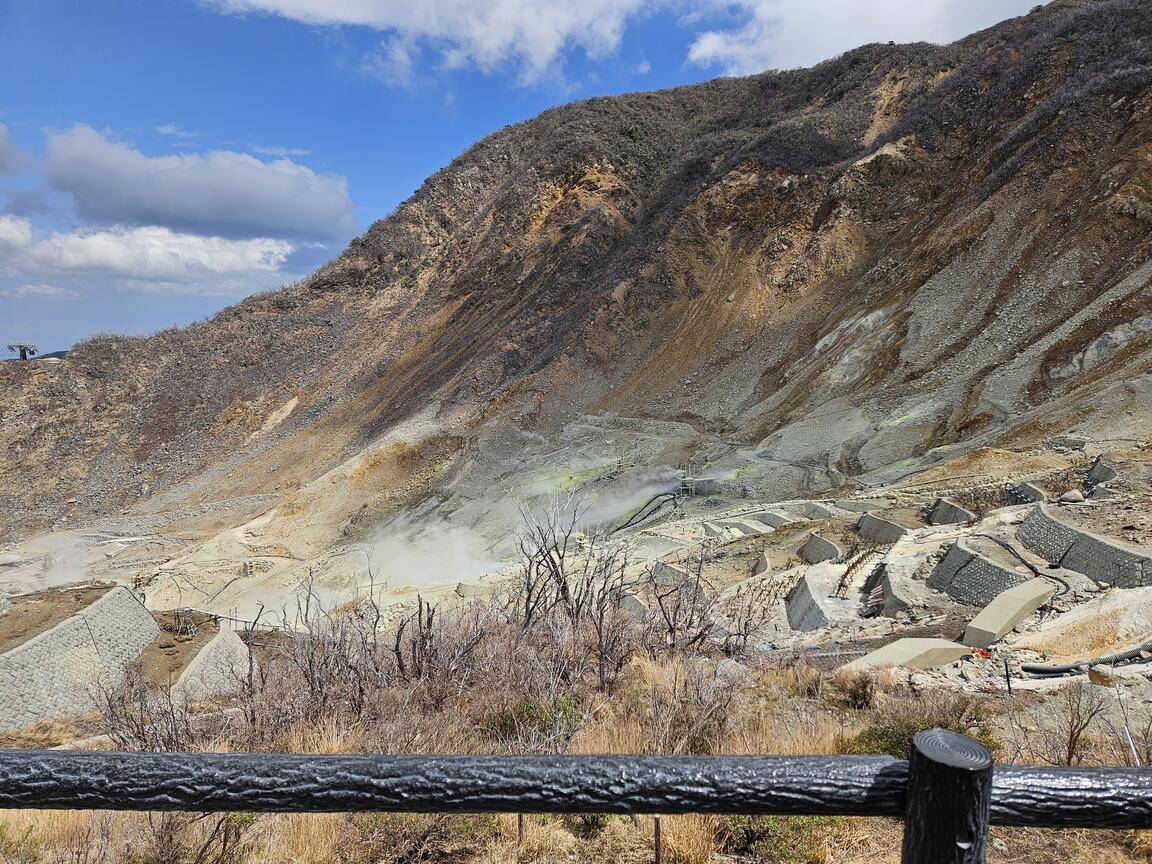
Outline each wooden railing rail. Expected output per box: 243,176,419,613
2,730,1151,863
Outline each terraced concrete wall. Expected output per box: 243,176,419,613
800,533,841,564
927,539,1030,607
857,513,907,544
172,628,251,703
783,501,838,520
0,586,159,733
785,576,828,631
1009,483,1047,504
1018,505,1152,587
751,510,798,528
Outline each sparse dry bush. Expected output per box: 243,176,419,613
719,814,837,863
837,690,998,759
1012,680,1110,766
826,669,878,711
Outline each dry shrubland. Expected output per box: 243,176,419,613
3,504,1151,863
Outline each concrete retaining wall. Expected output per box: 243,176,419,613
1017,504,1152,587
800,533,842,564
753,551,771,576
724,518,773,536
783,501,838,520
751,510,799,528
927,539,1030,607
927,498,976,526
785,564,852,632
857,512,907,544
1009,483,1048,504
963,579,1054,649
1088,456,1119,486
843,638,969,672
0,586,159,732
172,628,252,703
785,576,827,631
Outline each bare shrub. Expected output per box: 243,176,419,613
826,669,877,711
1021,681,1109,766
619,657,745,755
838,690,997,758
94,664,196,752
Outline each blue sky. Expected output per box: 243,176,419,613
0,0,1039,353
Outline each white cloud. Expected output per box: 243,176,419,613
363,33,419,87
155,122,199,138
0,214,33,247
687,0,1040,75
0,123,20,173
252,144,311,157
0,283,80,299
206,0,648,82
44,124,356,241
0,215,294,283
204,0,1042,83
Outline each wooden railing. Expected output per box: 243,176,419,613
2,729,1151,863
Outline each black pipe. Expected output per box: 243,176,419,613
611,493,674,534
1021,637,1152,677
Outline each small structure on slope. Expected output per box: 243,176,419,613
6,341,38,361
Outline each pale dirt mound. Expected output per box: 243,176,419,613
1012,586,1152,659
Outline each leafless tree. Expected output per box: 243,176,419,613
504,491,645,691
1022,681,1109,766
645,549,718,654
94,664,195,752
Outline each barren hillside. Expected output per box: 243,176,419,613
2,0,1150,598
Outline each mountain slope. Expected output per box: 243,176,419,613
3,0,1151,590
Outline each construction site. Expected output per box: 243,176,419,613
2,428,1150,737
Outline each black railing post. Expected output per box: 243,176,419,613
901,728,993,864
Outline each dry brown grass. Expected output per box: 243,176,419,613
248,813,344,864
511,817,578,862
661,814,718,864
4,576,1149,864
0,715,100,749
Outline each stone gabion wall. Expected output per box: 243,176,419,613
1018,505,1152,587
0,586,160,733
927,540,1030,607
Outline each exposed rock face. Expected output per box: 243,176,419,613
3,0,1152,581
